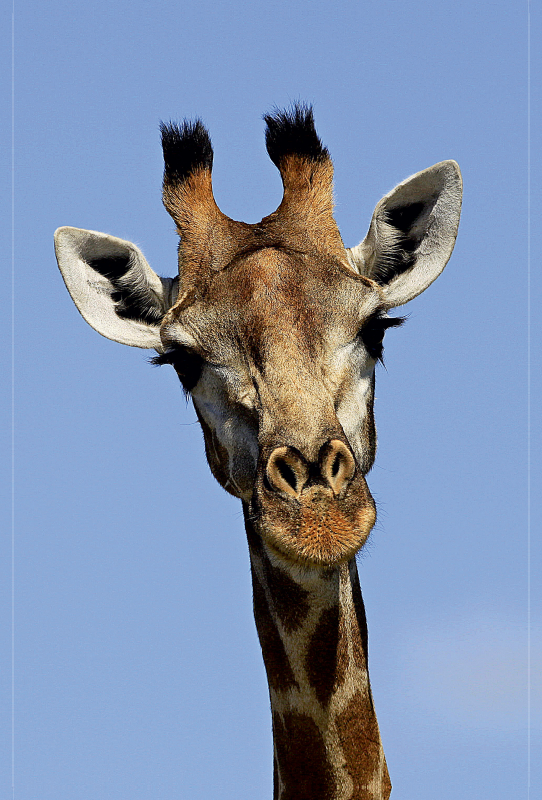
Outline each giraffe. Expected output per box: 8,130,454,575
54,105,462,799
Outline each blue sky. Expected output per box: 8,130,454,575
1,1,540,798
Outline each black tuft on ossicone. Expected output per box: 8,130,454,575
264,103,329,168
160,119,213,184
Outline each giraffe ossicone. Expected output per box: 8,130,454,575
55,104,461,799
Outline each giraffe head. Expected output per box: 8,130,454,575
55,105,461,568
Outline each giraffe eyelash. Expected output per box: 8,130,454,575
150,347,204,394
359,313,406,363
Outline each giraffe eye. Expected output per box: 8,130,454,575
151,346,204,393
359,314,406,363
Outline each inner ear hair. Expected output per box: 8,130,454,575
88,253,166,326
348,160,462,307
372,197,437,285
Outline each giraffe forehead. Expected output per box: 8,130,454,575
171,248,382,359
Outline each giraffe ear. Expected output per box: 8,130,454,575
54,227,178,349
348,161,462,308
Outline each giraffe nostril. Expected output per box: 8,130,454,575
266,446,309,499
266,442,355,499
276,459,298,493
320,440,356,496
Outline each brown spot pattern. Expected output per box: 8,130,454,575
349,565,370,675
262,557,311,633
273,711,336,800
305,606,343,707
336,692,390,800
251,569,298,694
336,610,351,689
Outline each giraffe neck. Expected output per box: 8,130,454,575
245,517,391,800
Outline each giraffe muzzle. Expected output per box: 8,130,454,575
265,440,355,500
254,438,376,566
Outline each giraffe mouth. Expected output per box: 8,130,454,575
251,479,377,566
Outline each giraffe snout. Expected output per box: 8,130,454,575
265,439,356,500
